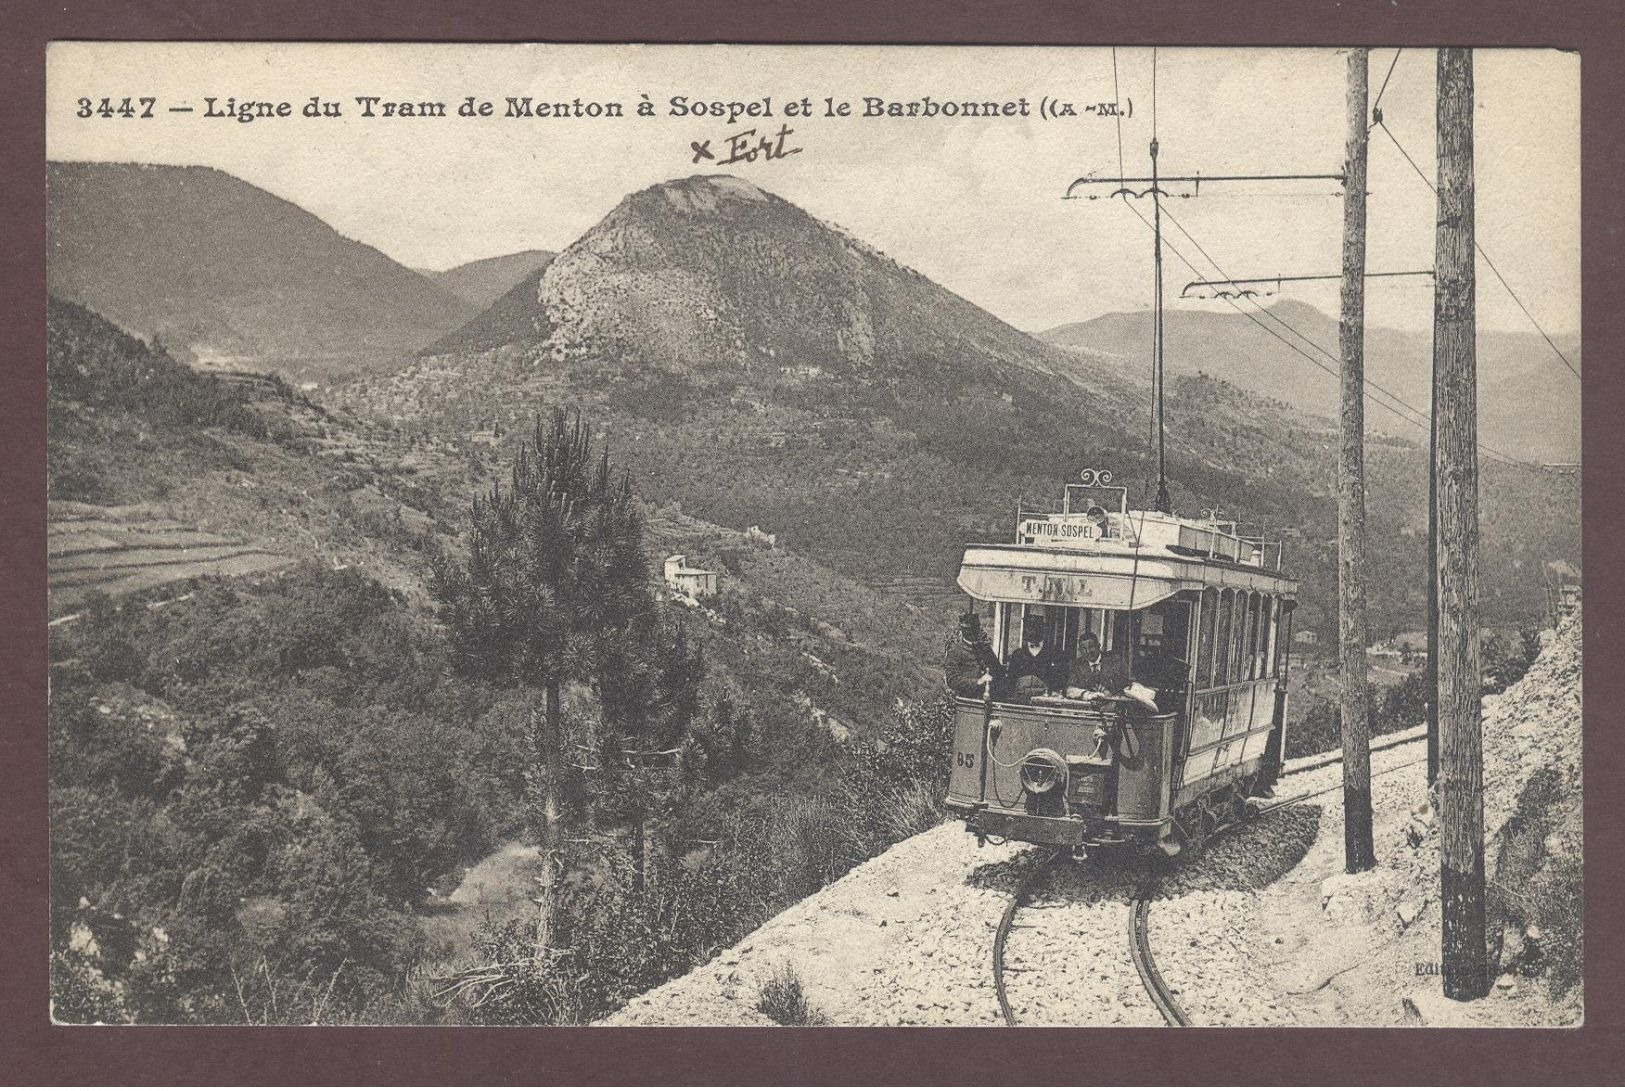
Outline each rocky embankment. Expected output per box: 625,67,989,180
603,615,1581,1027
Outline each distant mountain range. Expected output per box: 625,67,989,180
47,162,477,367
347,174,1577,636
1038,301,1581,464
41,163,1578,633
421,249,556,310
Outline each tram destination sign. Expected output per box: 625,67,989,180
1019,516,1103,546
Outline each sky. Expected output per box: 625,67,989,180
47,43,1579,338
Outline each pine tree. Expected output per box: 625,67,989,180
432,408,649,957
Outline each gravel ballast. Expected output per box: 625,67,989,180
603,616,1582,1027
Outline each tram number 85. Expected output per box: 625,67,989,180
954,751,978,769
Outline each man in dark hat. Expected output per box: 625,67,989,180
943,610,1002,698
1005,615,1066,699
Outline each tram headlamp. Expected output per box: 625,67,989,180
1019,748,1069,795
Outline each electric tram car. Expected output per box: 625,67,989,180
944,473,1299,855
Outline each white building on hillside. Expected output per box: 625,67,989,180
663,554,718,599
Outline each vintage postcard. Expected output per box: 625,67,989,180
43,42,1580,1030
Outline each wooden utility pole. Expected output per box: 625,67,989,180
1434,46,1489,1001
1427,376,1440,786
1337,47,1377,873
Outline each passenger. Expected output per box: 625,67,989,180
943,611,1002,698
1005,618,1066,699
1133,634,1190,712
1063,631,1133,699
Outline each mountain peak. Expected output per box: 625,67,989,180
635,174,773,214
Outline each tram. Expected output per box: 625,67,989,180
943,472,1299,855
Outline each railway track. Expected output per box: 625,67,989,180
992,742,1429,1027
1129,871,1191,1026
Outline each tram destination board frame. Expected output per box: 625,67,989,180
3,0,1622,1084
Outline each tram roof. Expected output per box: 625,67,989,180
957,541,1299,610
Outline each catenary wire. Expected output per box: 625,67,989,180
1376,119,1581,381
1111,47,1127,189
1153,199,1547,470
1116,196,1539,470
1370,48,1403,121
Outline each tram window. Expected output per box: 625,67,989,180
1141,600,1191,665
1258,597,1275,679
1230,590,1248,684
1092,609,1112,651
1245,592,1262,680
1196,588,1218,687
1110,610,1133,657
1214,589,1235,686
1274,603,1290,677
996,602,1018,659
1271,599,1283,676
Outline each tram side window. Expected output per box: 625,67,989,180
1197,587,1218,687
1258,596,1275,679
1230,590,1248,685
1245,592,1262,680
1214,588,1235,686
1273,603,1292,677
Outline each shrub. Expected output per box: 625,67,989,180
756,963,826,1026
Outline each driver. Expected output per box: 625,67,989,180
943,611,1002,697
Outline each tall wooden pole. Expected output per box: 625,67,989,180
1337,47,1377,873
1427,354,1440,786
1434,46,1489,1000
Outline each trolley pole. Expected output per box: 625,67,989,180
1434,46,1489,1001
1337,47,1377,873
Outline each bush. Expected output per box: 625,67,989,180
756,963,826,1026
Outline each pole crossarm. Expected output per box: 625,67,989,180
1180,269,1435,298
1065,172,1344,200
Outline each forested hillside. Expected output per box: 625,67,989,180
48,298,962,1024
425,249,556,310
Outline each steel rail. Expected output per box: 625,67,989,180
1129,871,1191,1026
992,848,1061,1026
989,744,1429,1028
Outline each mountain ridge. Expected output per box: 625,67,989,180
47,161,477,370
426,249,557,310
1037,301,1581,463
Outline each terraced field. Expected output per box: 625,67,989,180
48,501,292,618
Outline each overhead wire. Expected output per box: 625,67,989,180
1085,47,1566,480
1119,196,1543,471
1159,200,1547,470
1157,202,1433,432
1370,48,1403,121
1111,46,1126,189
1375,118,1581,381
1117,198,1428,433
